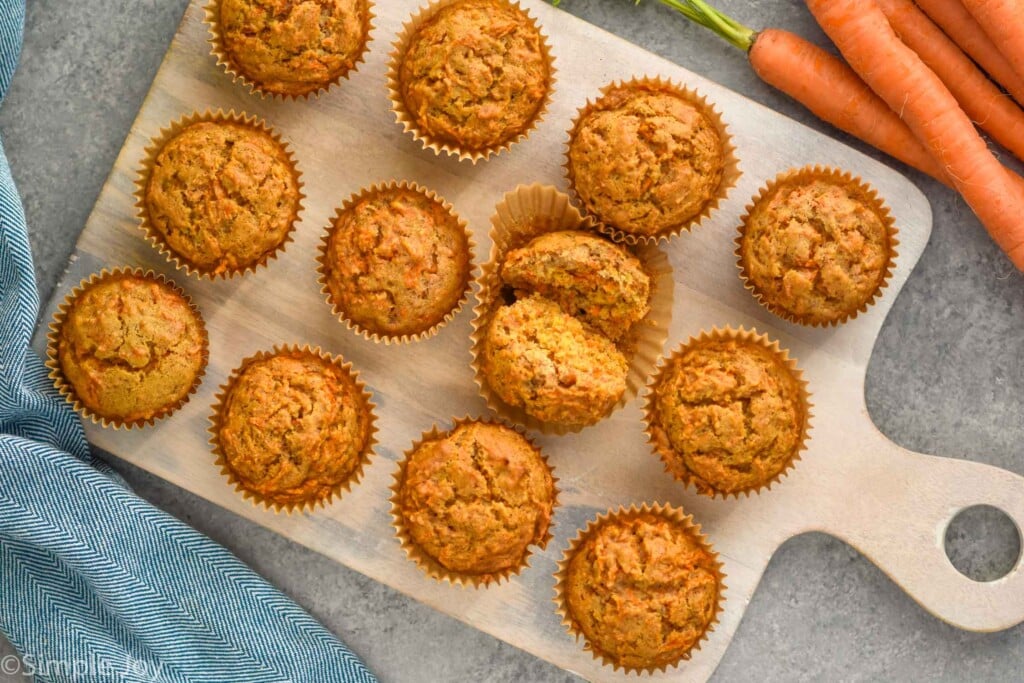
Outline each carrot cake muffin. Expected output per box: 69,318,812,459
396,420,555,582
563,510,722,671
144,120,301,276
320,184,471,339
53,272,207,425
397,0,551,153
482,295,628,426
738,169,895,325
215,0,372,97
648,334,807,495
214,349,373,509
500,230,651,341
568,81,726,238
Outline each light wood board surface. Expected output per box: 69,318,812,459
33,1,1024,680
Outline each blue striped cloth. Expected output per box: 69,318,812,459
0,2,377,681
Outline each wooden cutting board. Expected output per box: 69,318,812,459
33,0,1024,680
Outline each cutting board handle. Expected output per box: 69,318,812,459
813,432,1024,632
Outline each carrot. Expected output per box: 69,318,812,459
653,0,952,185
749,29,951,185
805,0,1024,269
914,0,1024,107
876,0,1024,163
960,0,1024,84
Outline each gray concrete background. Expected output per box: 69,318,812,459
1,0,1022,680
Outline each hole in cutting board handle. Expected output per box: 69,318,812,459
944,506,1022,582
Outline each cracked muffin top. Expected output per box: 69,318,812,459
55,273,207,424
217,0,372,97
568,82,726,238
481,295,628,426
499,230,651,341
398,0,551,153
216,349,373,508
321,185,471,339
738,170,895,325
397,420,555,580
563,511,722,671
649,335,807,496
144,120,301,276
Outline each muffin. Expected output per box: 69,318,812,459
566,78,735,242
47,269,208,427
139,114,302,277
481,295,628,427
391,0,553,160
472,184,674,434
737,166,897,326
558,504,724,672
210,0,373,97
211,347,375,511
646,328,810,496
500,230,652,341
392,419,556,585
318,182,472,342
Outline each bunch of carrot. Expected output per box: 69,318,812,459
650,0,1024,271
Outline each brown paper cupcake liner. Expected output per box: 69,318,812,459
315,179,475,345
45,267,210,430
386,0,556,163
204,0,374,100
553,502,726,674
208,344,378,514
735,165,899,327
483,182,590,262
470,184,673,435
389,416,559,588
134,110,305,280
564,75,740,246
643,326,813,498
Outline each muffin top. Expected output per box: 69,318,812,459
322,185,470,338
218,0,371,96
145,120,301,275
651,336,806,495
56,273,206,423
739,173,893,325
500,230,651,341
569,84,725,237
565,512,721,671
483,295,628,426
399,0,550,152
217,350,372,508
399,421,555,578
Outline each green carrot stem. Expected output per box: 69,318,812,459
550,0,756,53
658,0,757,51
644,0,704,25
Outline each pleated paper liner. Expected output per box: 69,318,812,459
46,267,209,430
208,344,378,514
553,502,726,674
315,180,475,345
643,326,813,499
564,75,740,246
386,0,556,163
485,182,590,259
735,165,899,327
204,0,374,99
134,109,305,280
389,416,559,588
470,183,673,435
